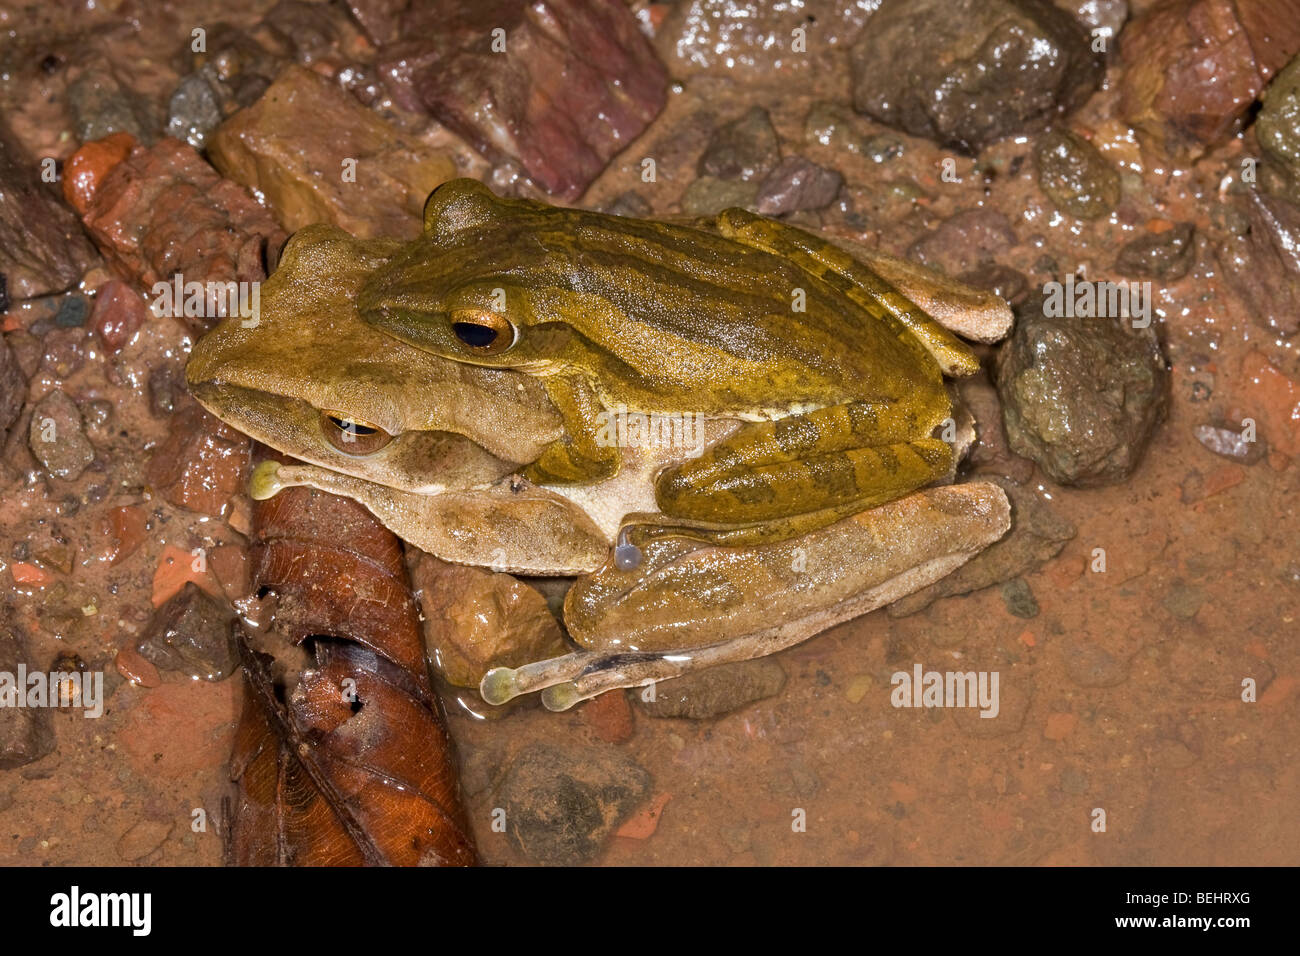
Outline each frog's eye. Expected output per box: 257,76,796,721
450,309,514,355
320,411,394,455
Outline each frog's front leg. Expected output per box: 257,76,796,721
522,374,621,485
653,400,952,525
481,481,1011,710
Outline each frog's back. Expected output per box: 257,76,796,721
366,180,946,416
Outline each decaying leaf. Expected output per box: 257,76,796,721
227,453,476,866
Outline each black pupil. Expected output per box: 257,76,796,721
330,417,375,436
453,321,499,348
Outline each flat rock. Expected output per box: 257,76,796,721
378,0,666,200
0,121,99,300
499,743,651,864
210,65,455,239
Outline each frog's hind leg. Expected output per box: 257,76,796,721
716,207,981,377
482,481,1013,710
655,400,953,525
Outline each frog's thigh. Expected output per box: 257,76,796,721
716,207,979,377
522,375,619,485
655,403,952,523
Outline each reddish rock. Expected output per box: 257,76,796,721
584,689,635,743
114,646,161,688
90,279,147,351
1121,0,1300,158
79,138,285,326
145,402,251,516
61,132,135,216
378,0,667,199
97,504,149,565
151,543,224,608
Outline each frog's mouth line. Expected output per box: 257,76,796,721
187,381,519,497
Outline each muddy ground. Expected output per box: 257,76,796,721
0,0,1296,866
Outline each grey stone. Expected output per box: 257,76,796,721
498,744,651,865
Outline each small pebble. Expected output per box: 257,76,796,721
755,156,843,215
1194,423,1265,464
28,389,95,481
1000,578,1040,619
53,297,88,328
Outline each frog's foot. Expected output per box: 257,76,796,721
249,459,284,499
483,647,722,712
